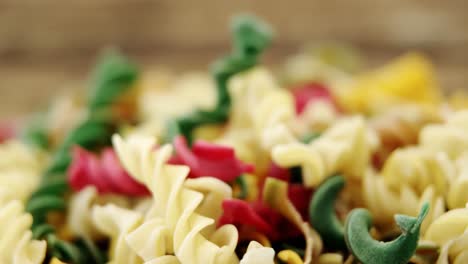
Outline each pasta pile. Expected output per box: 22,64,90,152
2,14,468,264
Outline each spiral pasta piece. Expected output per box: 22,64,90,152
67,146,149,196
113,134,243,263
334,52,440,114
92,204,143,264
228,67,296,152
381,147,455,196
363,169,445,232
0,140,46,203
0,199,46,264
371,104,441,166
436,230,468,264
419,110,468,160
67,186,131,240
239,241,275,264
425,207,468,246
447,153,468,209
272,116,377,187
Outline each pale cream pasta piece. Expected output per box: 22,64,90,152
0,199,46,264
283,47,353,86
296,100,339,133
425,207,468,246
447,153,468,209
363,169,445,232
113,134,243,263
436,230,468,264
92,204,144,264
0,140,46,203
239,241,275,264
370,104,442,165
138,72,216,136
381,147,455,196
419,110,468,160
272,116,376,187
228,67,296,151
67,186,131,240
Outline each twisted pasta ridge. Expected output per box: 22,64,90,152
239,241,275,264
169,15,273,143
424,207,468,263
272,116,377,187
92,204,144,264
447,153,468,209
420,110,468,160
363,169,445,232
425,207,468,246
68,146,149,196
228,67,296,151
0,140,46,203
435,229,468,264
381,147,455,197
371,104,441,166
113,134,242,263
67,186,131,240
0,199,46,264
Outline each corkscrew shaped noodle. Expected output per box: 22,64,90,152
381,147,455,196
334,53,440,114
419,110,468,160
435,229,468,264
425,207,468,246
239,241,274,264
447,153,468,209
0,140,45,203
228,67,296,152
68,146,149,196
25,51,138,263
67,186,131,240
371,104,441,166
272,116,377,187
92,204,143,264
363,169,445,233
0,199,46,264
171,135,254,182
113,134,247,263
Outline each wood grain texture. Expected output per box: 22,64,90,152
0,0,467,117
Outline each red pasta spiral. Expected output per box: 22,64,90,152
68,146,149,196
170,135,254,182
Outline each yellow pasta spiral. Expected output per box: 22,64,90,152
0,199,46,264
0,140,46,203
447,153,468,209
419,110,468,160
334,52,440,114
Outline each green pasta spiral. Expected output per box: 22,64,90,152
168,14,273,144
25,51,138,264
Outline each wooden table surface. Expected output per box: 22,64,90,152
1,0,467,118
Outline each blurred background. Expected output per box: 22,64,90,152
0,0,467,117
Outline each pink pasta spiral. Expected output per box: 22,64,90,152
170,135,255,182
68,146,149,196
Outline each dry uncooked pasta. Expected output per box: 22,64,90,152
2,13,468,264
